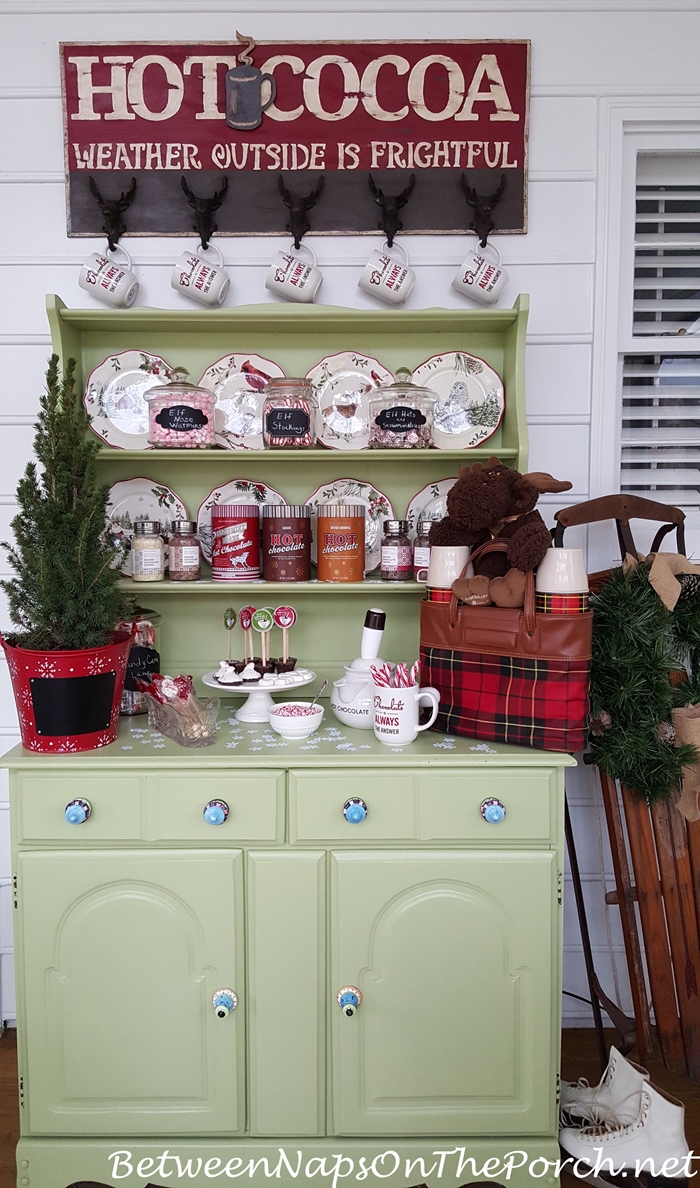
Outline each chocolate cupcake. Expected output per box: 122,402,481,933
275,658,297,674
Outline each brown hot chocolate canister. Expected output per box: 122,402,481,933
262,505,312,581
316,504,365,582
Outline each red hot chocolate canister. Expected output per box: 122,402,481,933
211,504,260,580
262,505,311,581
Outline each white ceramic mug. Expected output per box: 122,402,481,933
535,548,589,593
452,241,507,305
171,244,230,306
265,242,322,303
373,683,440,746
78,245,138,308
358,241,415,306
426,545,471,589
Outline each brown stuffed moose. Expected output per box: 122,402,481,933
428,457,573,608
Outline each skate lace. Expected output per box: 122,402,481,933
560,1089,646,1133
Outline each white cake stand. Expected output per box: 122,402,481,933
202,669,316,722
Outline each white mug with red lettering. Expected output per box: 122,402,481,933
78,245,138,308
452,241,508,305
373,682,440,746
171,244,230,306
358,240,416,306
265,242,322,303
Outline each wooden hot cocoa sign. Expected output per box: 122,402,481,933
61,39,529,237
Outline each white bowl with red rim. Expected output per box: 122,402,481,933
268,701,324,739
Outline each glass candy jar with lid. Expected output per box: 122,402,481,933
262,378,317,449
369,368,436,449
145,366,216,448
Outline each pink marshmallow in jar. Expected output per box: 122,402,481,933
146,366,216,449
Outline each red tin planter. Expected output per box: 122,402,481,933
1,631,132,753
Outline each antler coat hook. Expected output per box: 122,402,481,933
368,173,416,247
88,176,137,252
460,174,506,248
277,174,324,249
180,176,229,251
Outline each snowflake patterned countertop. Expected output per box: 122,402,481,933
2,702,574,771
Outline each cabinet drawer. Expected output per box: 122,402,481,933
290,768,557,843
150,772,285,842
16,775,144,842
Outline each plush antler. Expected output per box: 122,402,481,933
459,173,506,247
88,176,137,251
277,174,324,249
521,472,573,495
368,173,416,247
180,176,229,251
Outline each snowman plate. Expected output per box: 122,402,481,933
84,350,173,449
106,477,189,576
304,478,394,573
306,351,393,451
405,478,458,542
196,479,285,562
412,351,504,450
198,353,286,450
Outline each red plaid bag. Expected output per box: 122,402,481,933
420,540,592,752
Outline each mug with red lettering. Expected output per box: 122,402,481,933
78,245,138,308
452,241,508,305
171,244,230,306
265,243,322,304
358,240,416,306
373,682,440,746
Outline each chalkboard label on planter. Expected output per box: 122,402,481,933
265,408,310,437
376,406,427,433
155,405,209,432
30,673,116,736
124,645,160,692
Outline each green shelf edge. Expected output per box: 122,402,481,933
118,579,427,594
97,447,519,463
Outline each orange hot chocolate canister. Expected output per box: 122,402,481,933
316,504,366,582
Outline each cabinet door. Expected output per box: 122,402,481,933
330,850,557,1136
18,850,245,1135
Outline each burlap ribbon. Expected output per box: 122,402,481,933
672,703,700,822
649,552,700,611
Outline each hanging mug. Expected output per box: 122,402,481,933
358,240,415,306
78,245,138,308
265,242,323,304
452,241,507,305
171,244,230,307
226,63,277,131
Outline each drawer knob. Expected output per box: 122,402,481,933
343,797,367,824
212,988,237,1018
204,800,229,826
65,798,91,825
481,798,506,824
337,986,362,1017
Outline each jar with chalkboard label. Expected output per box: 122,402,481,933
369,368,435,448
117,612,161,715
262,378,317,448
146,366,216,448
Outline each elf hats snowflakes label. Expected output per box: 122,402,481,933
452,241,508,305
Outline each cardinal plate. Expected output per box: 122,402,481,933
307,352,393,450
197,480,285,562
84,351,173,449
304,478,394,573
106,477,188,576
412,351,504,450
198,353,286,450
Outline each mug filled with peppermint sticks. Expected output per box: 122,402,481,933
370,662,440,746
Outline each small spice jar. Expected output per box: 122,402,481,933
263,378,317,449
369,368,436,449
131,521,165,582
413,517,434,582
381,520,413,582
262,505,312,582
316,504,365,582
146,366,216,448
211,504,261,581
168,520,201,582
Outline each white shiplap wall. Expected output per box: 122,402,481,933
1,0,699,1028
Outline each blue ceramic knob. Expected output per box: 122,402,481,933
480,798,506,824
212,988,237,1018
337,986,362,1017
343,798,368,824
65,798,91,825
204,800,229,826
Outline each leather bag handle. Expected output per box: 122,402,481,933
449,539,536,636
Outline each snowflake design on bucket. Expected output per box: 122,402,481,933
6,655,18,678
56,739,79,753
36,659,57,678
96,731,114,748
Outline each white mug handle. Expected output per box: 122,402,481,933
468,238,502,267
382,239,409,267
415,687,440,732
290,241,317,268
197,242,224,267
106,243,132,269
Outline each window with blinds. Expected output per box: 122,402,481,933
621,154,700,546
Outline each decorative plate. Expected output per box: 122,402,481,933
307,352,394,451
412,351,505,450
198,353,286,450
196,480,286,562
84,350,173,450
405,478,458,541
106,477,188,576
304,478,394,573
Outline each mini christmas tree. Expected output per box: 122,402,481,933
1,355,125,650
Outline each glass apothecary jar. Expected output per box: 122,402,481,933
262,378,317,449
369,368,436,449
145,366,216,448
